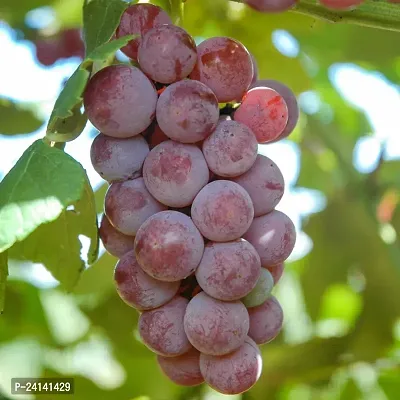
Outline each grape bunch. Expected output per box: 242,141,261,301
84,3,298,395
242,0,399,12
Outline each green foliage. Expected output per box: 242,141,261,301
0,252,8,313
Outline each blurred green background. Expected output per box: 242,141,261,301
1,0,400,399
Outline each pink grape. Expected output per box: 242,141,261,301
114,250,180,311
104,177,167,236
143,141,209,207
251,79,299,141
243,210,296,266
190,37,253,103
134,211,204,282
138,25,197,83
99,214,135,258
200,336,262,395
320,0,363,9
241,268,274,308
191,180,254,242
157,348,204,386
184,291,249,355
234,87,288,143
116,3,172,61
232,154,284,217
244,0,297,12
202,119,258,178
83,65,157,138
266,263,284,285
90,133,149,182
195,240,261,301
156,80,219,143
248,296,283,344
139,296,192,356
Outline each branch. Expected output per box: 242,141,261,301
230,0,400,32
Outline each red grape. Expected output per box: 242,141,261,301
200,336,262,395
99,214,135,258
251,79,299,141
202,119,258,178
195,240,261,301
83,65,157,138
105,177,167,236
116,4,172,61
143,141,209,208
243,210,296,266
191,180,254,242
114,250,180,310
156,80,219,143
157,348,204,386
231,154,284,217
190,37,253,103
244,0,297,12
184,292,249,355
139,296,192,356
134,211,204,282
90,133,149,182
234,87,288,143
138,25,197,83
248,296,283,344
266,263,284,285
241,268,274,308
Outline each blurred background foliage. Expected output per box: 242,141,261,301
1,0,400,399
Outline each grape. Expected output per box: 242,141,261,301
156,80,219,143
320,0,363,10
114,250,180,311
248,296,283,344
134,211,204,282
90,133,149,182
99,214,135,258
184,291,249,355
195,240,261,301
231,154,284,217
83,65,157,138
234,87,288,143
251,79,299,141
104,177,167,236
266,263,284,285
190,37,253,103
139,296,192,356
143,141,209,208
202,119,258,178
138,25,197,84
241,268,274,308
199,336,262,395
191,180,254,242
243,210,296,266
116,4,172,61
157,348,204,386
243,0,297,12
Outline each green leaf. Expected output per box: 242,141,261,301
0,140,89,253
46,36,133,142
0,98,44,135
0,251,8,314
83,0,130,55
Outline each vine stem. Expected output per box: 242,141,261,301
169,0,184,26
229,0,400,32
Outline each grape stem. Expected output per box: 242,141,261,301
229,0,400,32
169,0,184,26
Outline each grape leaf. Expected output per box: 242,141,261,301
0,251,8,313
46,35,132,142
8,177,99,291
0,98,44,135
0,140,91,253
83,0,130,55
